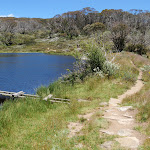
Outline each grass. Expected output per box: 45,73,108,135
38,76,131,101
0,98,81,149
0,52,147,149
0,36,87,58
0,77,132,149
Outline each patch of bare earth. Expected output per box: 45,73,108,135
67,122,83,138
67,109,96,138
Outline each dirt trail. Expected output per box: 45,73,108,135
100,67,146,149
68,63,147,149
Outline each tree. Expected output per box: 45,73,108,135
111,23,129,51
83,22,106,35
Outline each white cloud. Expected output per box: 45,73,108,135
0,14,14,17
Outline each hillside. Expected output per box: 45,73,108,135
0,8,149,57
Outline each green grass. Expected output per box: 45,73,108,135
0,75,132,149
0,36,87,57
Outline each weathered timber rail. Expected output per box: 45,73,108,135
43,94,70,104
0,90,39,98
0,91,70,104
0,91,89,104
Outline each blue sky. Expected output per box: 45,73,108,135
0,0,150,18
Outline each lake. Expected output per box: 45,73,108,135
0,53,76,94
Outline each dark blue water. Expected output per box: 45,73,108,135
0,53,76,94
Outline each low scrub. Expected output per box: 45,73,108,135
124,44,148,55
63,42,120,85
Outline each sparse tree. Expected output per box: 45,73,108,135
111,23,129,51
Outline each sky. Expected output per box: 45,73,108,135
0,0,150,18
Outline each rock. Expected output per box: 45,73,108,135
117,106,133,112
104,116,121,120
77,99,89,102
105,109,113,112
109,98,121,106
78,112,94,120
43,94,53,101
118,118,134,125
99,102,108,107
48,49,57,52
117,129,133,136
75,143,83,148
123,114,133,118
100,129,114,135
76,48,82,51
49,37,59,42
81,55,89,60
62,49,70,52
111,113,118,116
115,137,140,149
100,141,114,149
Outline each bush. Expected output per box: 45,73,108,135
87,44,106,72
0,32,14,46
111,23,128,52
12,34,35,45
125,44,148,55
83,22,106,35
103,61,120,77
63,42,120,84
0,33,35,46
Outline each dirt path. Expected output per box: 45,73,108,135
68,64,147,149
100,68,146,149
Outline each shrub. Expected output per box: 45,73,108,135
111,23,128,52
103,61,120,77
12,34,35,45
83,22,106,35
125,44,148,55
0,32,14,46
63,42,120,84
87,44,106,72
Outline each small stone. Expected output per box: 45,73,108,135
105,109,113,112
104,116,121,120
43,94,53,101
115,137,140,149
81,55,89,60
62,49,70,52
123,114,133,118
117,106,133,112
76,143,83,148
111,113,118,116
100,129,114,135
118,118,134,125
100,141,114,149
77,99,89,102
109,98,121,106
117,129,133,136
100,102,108,107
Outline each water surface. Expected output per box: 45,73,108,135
0,53,76,94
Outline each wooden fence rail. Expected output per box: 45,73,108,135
0,91,89,104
